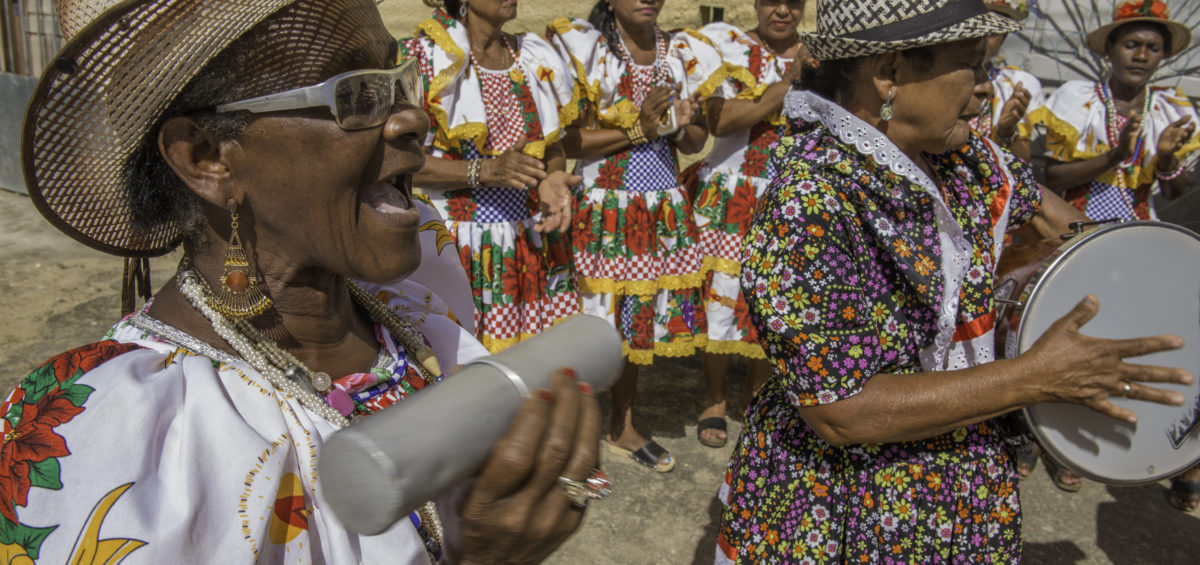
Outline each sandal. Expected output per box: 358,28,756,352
1168,478,1200,513
606,439,676,473
1041,452,1083,493
1013,442,1038,480
697,416,728,448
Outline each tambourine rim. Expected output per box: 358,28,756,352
1014,221,1200,485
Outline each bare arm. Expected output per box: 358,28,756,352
562,85,675,160
1153,116,1196,200
415,142,548,191
800,296,1190,446
706,81,790,137
1008,186,1089,244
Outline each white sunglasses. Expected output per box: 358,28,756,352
215,58,423,130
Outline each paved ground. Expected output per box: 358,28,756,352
1,189,1197,564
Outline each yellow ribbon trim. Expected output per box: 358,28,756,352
578,270,707,298
699,339,766,359
624,333,710,365
702,255,742,278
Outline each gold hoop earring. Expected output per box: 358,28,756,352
880,88,895,122
207,199,273,319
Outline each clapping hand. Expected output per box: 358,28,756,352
1157,115,1196,157
995,82,1031,142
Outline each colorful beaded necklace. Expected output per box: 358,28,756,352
1098,81,1152,195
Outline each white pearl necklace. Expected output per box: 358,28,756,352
178,269,351,427
177,267,446,554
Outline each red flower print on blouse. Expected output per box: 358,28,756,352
0,341,140,524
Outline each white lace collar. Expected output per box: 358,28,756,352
782,89,937,193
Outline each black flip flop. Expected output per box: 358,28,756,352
606,439,676,472
697,416,728,448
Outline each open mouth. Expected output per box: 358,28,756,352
361,174,415,215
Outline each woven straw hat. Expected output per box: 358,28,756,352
985,0,1029,22
801,0,1023,62
23,0,304,257
1085,0,1191,58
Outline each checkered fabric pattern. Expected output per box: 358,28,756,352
475,291,580,343
802,0,1021,61
1083,180,1140,221
479,68,527,152
574,240,704,283
459,143,536,223
626,139,681,193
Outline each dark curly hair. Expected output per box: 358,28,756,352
122,25,268,246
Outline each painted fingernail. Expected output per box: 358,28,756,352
537,389,554,403
563,368,579,380
579,382,594,397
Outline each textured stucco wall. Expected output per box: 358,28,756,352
380,0,815,39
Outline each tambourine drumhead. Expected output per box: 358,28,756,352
1013,222,1200,485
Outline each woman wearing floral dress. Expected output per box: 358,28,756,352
549,0,725,471
690,0,811,448
403,0,582,353
717,0,1192,562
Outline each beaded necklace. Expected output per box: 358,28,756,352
1098,81,1152,197
751,30,798,76
175,262,444,560
615,27,670,86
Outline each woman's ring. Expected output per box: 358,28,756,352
1121,382,1133,397
558,469,613,508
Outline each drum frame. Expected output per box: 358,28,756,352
1000,220,1200,485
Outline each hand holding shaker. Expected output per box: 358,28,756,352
319,314,622,534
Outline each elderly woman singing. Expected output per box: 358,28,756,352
716,0,1192,562
10,0,600,563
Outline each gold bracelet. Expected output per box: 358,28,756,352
624,121,648,146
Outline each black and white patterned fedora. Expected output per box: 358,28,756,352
802,0,1023,61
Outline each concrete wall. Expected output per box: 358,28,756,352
379,0,816,38
0,73,35,195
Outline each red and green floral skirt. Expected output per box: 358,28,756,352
431,185,580,353
571,141,708,364
692,168,770,359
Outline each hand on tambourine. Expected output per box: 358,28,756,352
458,369,602,565
1021,294,1193,423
